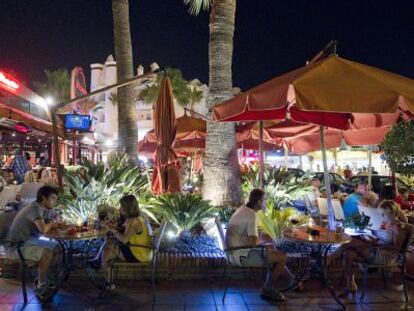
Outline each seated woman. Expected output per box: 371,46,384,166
342,199,408,296
24,170,37,183
101,195,153,289
38,168,57,185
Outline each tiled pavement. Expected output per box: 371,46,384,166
0,277,413,311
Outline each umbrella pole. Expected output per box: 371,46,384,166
319,126,335,230
367,146,372,190
299,155,303,170
259,121,265,188
284,145,289,168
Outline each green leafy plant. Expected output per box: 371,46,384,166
216,206,236,224
257,206,309,242
58,155,151,224
241,163,311,209
148,193,216,234
138,68,193,107
381,121,414,176
343,213,371,232
399,175,414,188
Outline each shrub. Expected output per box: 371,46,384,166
58,155,151,224
148,193,216,234
257,206,309,243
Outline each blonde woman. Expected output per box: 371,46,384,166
101,195,152,290
24,171,37,183
360,191,379,208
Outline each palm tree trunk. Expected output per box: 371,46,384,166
112,0,138,163
203,0,242,207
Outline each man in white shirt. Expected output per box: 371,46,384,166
225,189,290,301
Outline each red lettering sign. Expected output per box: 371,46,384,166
0,72,19,89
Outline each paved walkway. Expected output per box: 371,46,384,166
0,277,413,310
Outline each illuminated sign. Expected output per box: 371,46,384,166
0,72,19,89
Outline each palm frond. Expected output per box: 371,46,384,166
148,193,216,233
184,0,211,15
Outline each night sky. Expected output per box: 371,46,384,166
1,0,414,91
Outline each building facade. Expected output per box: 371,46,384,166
89,55,209,153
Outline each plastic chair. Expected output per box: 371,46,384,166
332,199,345,221
0,186,20,210
20,182,45,203
317,197,328,216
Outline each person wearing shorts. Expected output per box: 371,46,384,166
226,189,293,301
6,186,60,299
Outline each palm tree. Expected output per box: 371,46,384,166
189,87,204,111
185,0,242,207
112,0,138,163
33,68,70,104
138,68,192,107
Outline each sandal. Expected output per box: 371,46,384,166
260,289,286,302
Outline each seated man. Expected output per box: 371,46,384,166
225,189,293,301
343,182,367,218
304,177,321,216
6,186,61,300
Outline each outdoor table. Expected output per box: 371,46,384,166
43,227,107,286
284,226,351,310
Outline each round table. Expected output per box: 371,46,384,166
44,228,107,241
284,227,351,310
43,227,107,286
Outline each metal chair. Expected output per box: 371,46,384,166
215,216,277,304
0,210,31,303
110,220,167,303
359,223,414,304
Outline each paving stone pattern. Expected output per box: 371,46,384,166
0,277,413,311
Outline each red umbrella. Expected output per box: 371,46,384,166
139,114,206,156
151,77,180,194
275,112,401,154
213,55,414,229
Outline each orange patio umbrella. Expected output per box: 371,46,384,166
151,77,180,194
213,54,414,229
213,55,414,122
139,114,206,155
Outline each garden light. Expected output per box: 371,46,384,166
166,230,176,240
138,155,148,163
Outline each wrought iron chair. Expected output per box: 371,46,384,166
0,210,31,303
359,223,414,304
110,220,167,303
214,216,277,303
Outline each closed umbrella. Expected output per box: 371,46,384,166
151,77,180,194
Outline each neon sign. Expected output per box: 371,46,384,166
0,72,19,89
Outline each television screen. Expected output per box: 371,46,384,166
64,114,91,131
